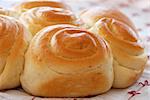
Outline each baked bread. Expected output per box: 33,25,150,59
15,0,69,14
21,24,113,97
90,18,147,88
0,15,31,90
80,7,137,32
19,7,77,36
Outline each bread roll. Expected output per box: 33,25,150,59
20,7,77,36
80,7,137,32
0,15,31,90
15,0,69,14
90,18,147,88
21,24,113,97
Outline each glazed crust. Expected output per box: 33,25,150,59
21,24,114,97
90,18,147,88
0,15,31,90
80,7,137,32
20,7,77,36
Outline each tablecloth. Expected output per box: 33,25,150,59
0,0,150,100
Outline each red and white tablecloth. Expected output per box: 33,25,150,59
0,0,150,100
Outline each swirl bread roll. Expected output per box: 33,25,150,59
21,24,113,97
0,15,31,90
15,0,69,14
80,7,137,32
90,18,147,88
19,7,77,36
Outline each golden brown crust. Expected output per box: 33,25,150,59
0,15,31,90
80,7,137,32
20,7,77,36
90,18,147,88
15,0,70,14
21,24,113,97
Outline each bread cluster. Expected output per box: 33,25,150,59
0,0,147,97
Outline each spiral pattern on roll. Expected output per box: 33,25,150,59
80,7,137,32
90,17,147,88
30,24,110,73
21,24,113,97
20,7,77,35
